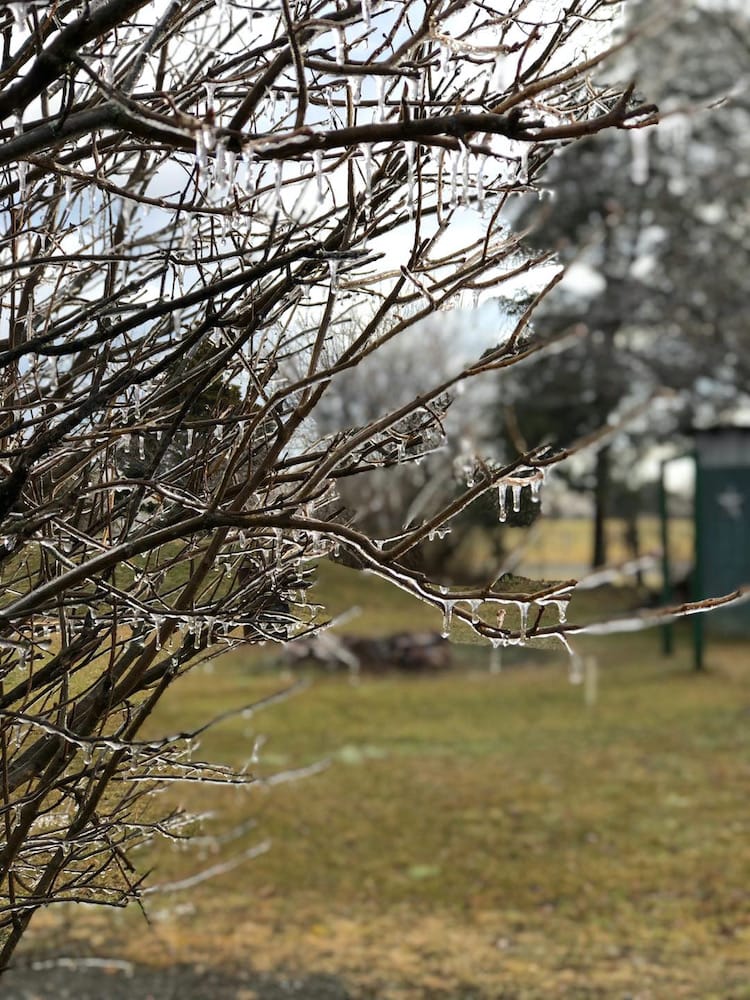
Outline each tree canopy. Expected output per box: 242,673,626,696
0,0,718,965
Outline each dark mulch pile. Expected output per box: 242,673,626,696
3,960,353,999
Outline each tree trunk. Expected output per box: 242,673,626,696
592,445,610,568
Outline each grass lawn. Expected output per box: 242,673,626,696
18,562,750,999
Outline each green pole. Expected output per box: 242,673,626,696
692,448,704,671
658,461,674,656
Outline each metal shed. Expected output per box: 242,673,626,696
694,427,750,640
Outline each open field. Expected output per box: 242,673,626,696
499,515,693,582
9,558,750,999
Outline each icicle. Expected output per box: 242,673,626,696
274,160,283,206
517,145,529,185
405,141,416,216
195,130,209,172
530,476,542,504
10,3,27,30
202,120,216,152
346,76,362,109
497,483,508,522
518,602,528,640
375,76,387,119
556,600,567,624
154,615,163,650
360,143,373,208
64,174,73,204
569,651,584,684
441,601,453,638
630,128,650,185
17,160,27,200
491,54,503,90
180,215,191,251
13,112,25,199
439,43,450,75
204,81,216,113
214,140,228,194
460,146,470,205
325,89,337,128
511,483,522,513
102,53,115,86
449,150,459,207
225,149,236,188
328,258,339,291
313,149,325,203
361,0,371,28
240,145,256,194
334,26,346,65
476,154,487,213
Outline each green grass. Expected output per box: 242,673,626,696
20,563,750,999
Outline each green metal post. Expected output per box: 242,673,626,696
692,448,704,671
658,461,674,656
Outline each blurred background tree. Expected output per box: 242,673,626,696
495,0,750,567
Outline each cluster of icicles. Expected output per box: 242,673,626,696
496,467,545,521
191,67,528,216
437,588,570,646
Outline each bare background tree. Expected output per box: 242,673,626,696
0,0,673,967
